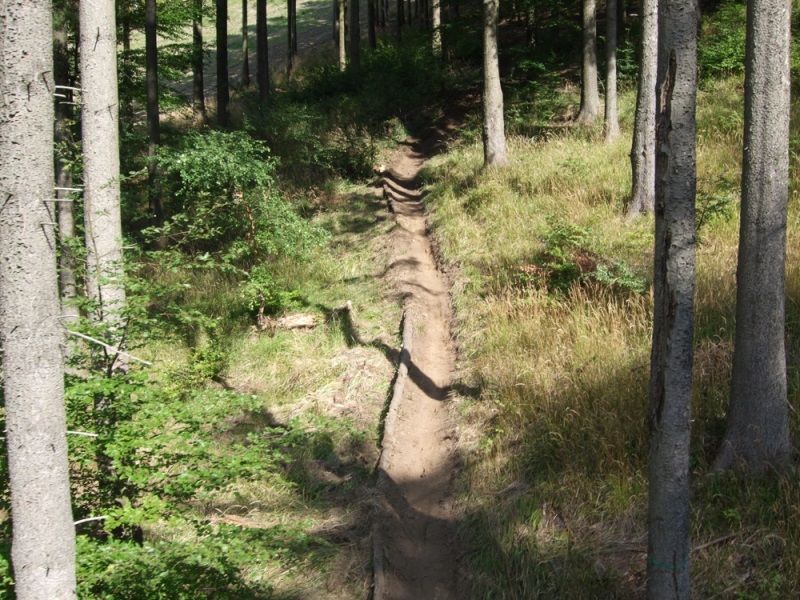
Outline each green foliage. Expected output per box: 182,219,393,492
154,128,327,264
520,218,647,296
158,130,277,199
75,534,266,600
699,1,747,78
696,178,736,240
150,129,327,325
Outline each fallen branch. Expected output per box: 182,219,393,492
66,330,152,366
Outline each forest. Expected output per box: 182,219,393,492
1,0,799,598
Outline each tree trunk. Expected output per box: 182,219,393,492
368,0,376,48
604,0,620,142
287,0,298,74
53,6,80,324
257,0,270,100
193,2,207,125
145,0,163,230
242,0,251,86
339,0,347,70
398,0,404,33
576,0,600,124
482,0,507,167
349,0,361,81
80,0,128,353
0,2,78,597
217,0,230,126
432,0,442,55
628,0,658,216
714,0,792,473
646,0,698,598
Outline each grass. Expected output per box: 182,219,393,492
424,70,800,597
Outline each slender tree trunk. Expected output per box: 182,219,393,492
292,0,298,54
349,0,361,81
193,2,207,125
242,0,251,86
119,4,135,124
53,7,80,323
432,0,442,55
257,0,270,100
714,0,792,473
368,0,376,48
604,0,620,141
339,0,347,70
145,0,163,230
287,0,296,75
482,0,507,166
576,0,600,124
217,0,230,126
0,2,77,596
80,0,128,347
647,0,698,597
628,0,658,216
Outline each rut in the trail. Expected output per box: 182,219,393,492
373,133,464,600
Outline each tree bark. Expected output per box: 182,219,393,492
242,0,251,86
53,5,80,323
217,0,230,126
145,0,163,229
80,0,128,353
482,0,507,167
287,0,298,75
646,0,698,598
0,1,78,596
628,0,658,215
604,0,620,142
193,1,207,125
576,0,600,124
339,0,347,71
368,0,376,49
349,0,361,81
714,0,792,473
257,0,270,100
432,0,442,56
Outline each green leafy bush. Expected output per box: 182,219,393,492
699,1,746,78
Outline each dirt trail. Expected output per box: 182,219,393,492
373,132,465,599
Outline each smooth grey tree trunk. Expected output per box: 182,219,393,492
53,7,80,324
192,3,207,125
0,1,78,597
80,0,127,357
647,0,698,598
628,0,658,216
257,0,270,100
217,0,230,126
715,0,792,473
349,0,361,81
338,0,346,71
242,0,251,85
482,0,507,166
604,0,620,142
338,0,347,72
145,0,163,230
432,0,442,56
576,0,600,124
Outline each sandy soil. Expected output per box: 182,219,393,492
373,128,467,599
